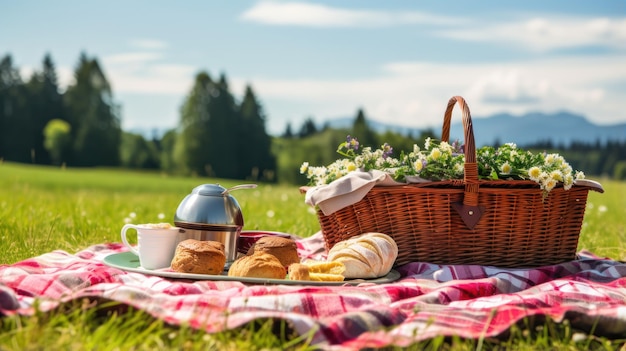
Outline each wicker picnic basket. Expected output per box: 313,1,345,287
315,96,604,268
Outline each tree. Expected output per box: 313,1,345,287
120,132,159,169
175,72,215,176
63,53,121,166
43,119,71,165
282,122,294,138
298,117,317,138
351,108,377,148
208,73,241,178
238,84,275,181
0,54,30,162
25,54,65,164
159,128,178,173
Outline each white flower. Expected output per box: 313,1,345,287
528,166,542,181
549,170,563,182
563,174,574,190
300,162,309,174
542,177,558,192
453,163,464,174
500,162,512,175
424,137,432,149
439,141,452,153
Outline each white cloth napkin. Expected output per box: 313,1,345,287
304,170,404,216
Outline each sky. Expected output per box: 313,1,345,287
2,1,625,136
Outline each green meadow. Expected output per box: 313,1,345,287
1,162,625,350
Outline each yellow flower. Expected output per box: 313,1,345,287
346,162,357,172
430,148,442,160
413,160,423,171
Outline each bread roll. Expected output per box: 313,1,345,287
170,239,226,275
228,252,286,279
247,236,300,267
327,232,398,279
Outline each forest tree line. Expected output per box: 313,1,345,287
1,52,625,184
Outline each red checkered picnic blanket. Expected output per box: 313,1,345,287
1,232,625,350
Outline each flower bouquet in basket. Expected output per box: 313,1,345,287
300,96,604,268
302,136,586,199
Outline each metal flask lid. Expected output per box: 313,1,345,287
174,183,257,231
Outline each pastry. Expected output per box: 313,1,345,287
228,252,286,279
327,232,398,279
247,236,300,267
170,239,226,275
287,263,310,281
288,261,345,282
302,260,345,275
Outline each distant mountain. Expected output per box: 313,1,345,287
325,111,626,147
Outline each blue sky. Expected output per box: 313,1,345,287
2,1,625,136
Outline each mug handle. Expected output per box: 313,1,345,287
121,224,140,256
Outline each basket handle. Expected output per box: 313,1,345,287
441,96,485,229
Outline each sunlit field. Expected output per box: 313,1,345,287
1,162,625,350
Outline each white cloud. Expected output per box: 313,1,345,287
104,61,197,95
240,1,461,27
104,52,163,65
439,16,626,51
233,55,626,133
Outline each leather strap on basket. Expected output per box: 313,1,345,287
441,96,485,229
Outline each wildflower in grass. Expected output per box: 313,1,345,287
266,210,275,218
158,213,165,220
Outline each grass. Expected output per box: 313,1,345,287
1,162,625,350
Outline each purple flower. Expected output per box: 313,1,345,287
382,143,393,159
451,140,465,155
346,135,359,151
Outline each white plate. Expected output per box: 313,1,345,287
103,252,401,286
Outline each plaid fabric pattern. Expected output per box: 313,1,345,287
1,232,625,350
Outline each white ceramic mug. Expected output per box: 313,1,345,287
121,223,180,270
